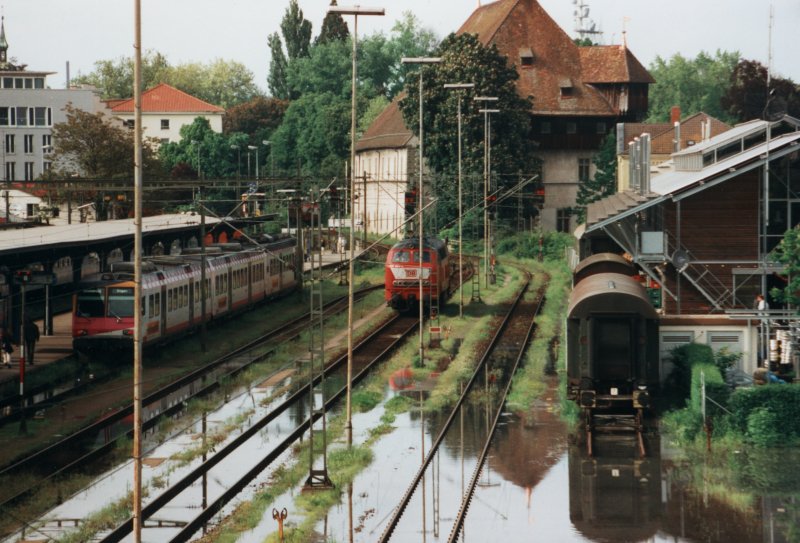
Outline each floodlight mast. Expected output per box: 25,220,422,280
329,4,384,449
474,96,499,287
402,56,442,374
444,83,475,318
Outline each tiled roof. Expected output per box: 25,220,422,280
355,98,414,152
579,46,655,84
111,83,224,114
457,0,650,116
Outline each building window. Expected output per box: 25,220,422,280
596,122,607,135
0,107,8,126
160,119,170,130
560,87,574,98
566,122,577,134
15,107,27,126
42,134,52,149
5,162,15,181
24,135,34,154
5,134,15,154
160,138,170,145
24,162,34,181
578,158,591,182
2,77,11,88
540,121,551,134
34,78,44,89
43,161,51,173
14,78,23,89
556,208,571,233
33,107,48,126
123,119,134,129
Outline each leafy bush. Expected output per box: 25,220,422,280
495,231,574,261
728,385,800,443
746,407,784,447
663,343,715,406
714,347,742,374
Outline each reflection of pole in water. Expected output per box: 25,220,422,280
433,450,440,537
460,382,465,542
202,411,208,535
347,481,354,543
420,391,427,542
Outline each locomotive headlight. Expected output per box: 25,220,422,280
78,329,88,336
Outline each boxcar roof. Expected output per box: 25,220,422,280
568,272,657,319
573,253,633,283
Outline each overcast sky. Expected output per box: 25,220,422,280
3,0,798,93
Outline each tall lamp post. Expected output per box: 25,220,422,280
400,57,442,376
403,56,441,368
327,4,385,448
444,83,474,318
474,96,498,286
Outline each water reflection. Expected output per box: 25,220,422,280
569,436,661,542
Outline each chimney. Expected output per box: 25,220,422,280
673,121,681,153
670,105,681,125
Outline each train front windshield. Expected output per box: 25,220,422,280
77,288,105,318
107,287,134,318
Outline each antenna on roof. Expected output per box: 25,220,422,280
573,0,603,43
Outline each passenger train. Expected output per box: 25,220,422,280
566,253,660,417
384,237,453,311
72,239,297,353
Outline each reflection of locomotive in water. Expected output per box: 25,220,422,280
566,253,660,452
72,239,297,354
384,237,452,311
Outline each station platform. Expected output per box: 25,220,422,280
0,312,73,384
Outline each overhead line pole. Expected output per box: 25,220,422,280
132,0,143,541
329,5,385,451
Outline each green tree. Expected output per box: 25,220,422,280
223,97,289,142
316,0,349,45
72,50,171,100
159,117,244,180
770,225,800,307
575,134,616,222
73,53,261,107
268,32,290,100
722,59,800,121
281,0,313,61
646,50,740,123
398,33,536,233
50,104,161,178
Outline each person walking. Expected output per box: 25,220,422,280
1,328,13,368
23,318,40,366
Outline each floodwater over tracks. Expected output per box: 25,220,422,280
312,382,800,543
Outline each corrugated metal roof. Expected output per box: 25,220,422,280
585,131,800,232
653,132,800,195
672,119,765,157
0,214,221,254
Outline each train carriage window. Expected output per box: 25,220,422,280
141,296,145,316
148,294,154,318
154,293,160,316
183,285,188,306
107,287,134,318
77,288,105,318
168,289,173,311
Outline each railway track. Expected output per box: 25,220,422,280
0,285,382,535
378,267,545,542
96,313,420,543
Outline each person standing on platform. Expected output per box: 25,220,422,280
1,328,13,368
23,318,40,366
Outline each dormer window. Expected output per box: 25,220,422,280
559,78,574,98
519,47,534,67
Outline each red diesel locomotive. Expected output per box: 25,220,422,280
385,237,451,311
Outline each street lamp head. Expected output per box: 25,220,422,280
247,145,257,150
401,57,442,65
262,140,271,146
474,96,499,102
230,144,239,150
478,109,501,114
327,5,385,15
444,83,475,90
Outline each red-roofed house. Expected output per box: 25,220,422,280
355,0,653,235
109,83,224,144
